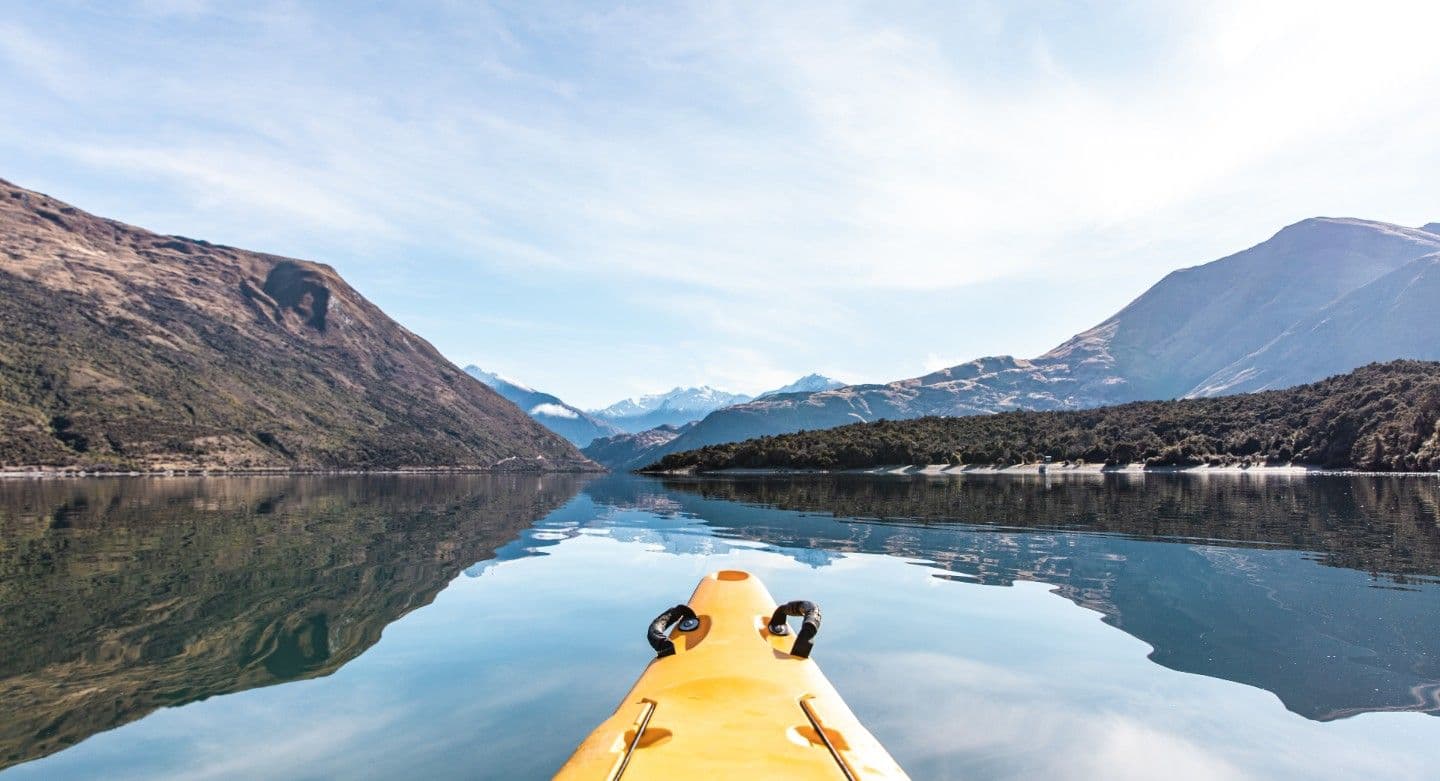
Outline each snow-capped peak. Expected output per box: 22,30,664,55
592,385,751,418
756,373,846,399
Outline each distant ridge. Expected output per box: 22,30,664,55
0,177,597,472
581,374,845,466
465,366,621,447
581,423,693,471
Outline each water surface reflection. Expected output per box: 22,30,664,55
636,475,1440,720
2,473,1439,779
0,475,582,769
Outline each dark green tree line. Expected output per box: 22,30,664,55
648,361,1440,473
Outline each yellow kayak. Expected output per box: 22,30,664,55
555,570,910,780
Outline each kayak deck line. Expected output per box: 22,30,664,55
609,699,656,781
799,695,860,781
800,697,852,781
555,570,910,780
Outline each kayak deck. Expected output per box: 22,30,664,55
554,570,909,780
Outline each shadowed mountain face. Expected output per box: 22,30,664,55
603,218,1440,468
0,178,593,472
0,475,583,770
581,423,692,471
583,474,1440,721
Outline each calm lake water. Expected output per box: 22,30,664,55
3,473,1439,779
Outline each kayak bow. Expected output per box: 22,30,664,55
555,570,909,780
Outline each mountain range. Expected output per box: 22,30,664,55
590,386,754,432
0,178,594,472
5,173,1435,475
588,376,846,432
456,370,844,448
585,217,1440,469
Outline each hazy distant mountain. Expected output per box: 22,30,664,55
464,367,621,447
585,376,842,440
605,217,1440,469
1038,217,1440,402
591,386,751,432
1191,253,1440,396
756,374,846,399
581,423,694,471
582,360,1077,468
0,177,594,472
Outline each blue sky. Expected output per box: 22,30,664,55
2,1,1437,408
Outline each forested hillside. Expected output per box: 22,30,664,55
649,361,1440,473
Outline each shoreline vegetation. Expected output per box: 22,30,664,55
652,463,1440,477
645,361,1440,475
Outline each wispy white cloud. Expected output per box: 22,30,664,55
133,0,214,18
59,141,396,237
529,402,577,418
2,1,1437,404
0,21,79,97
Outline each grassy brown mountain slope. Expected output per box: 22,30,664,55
0,178,594,471
649,361,1440,473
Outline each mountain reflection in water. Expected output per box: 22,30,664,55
0,475,583,770
3,473,1440,779
560,474,1440,721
